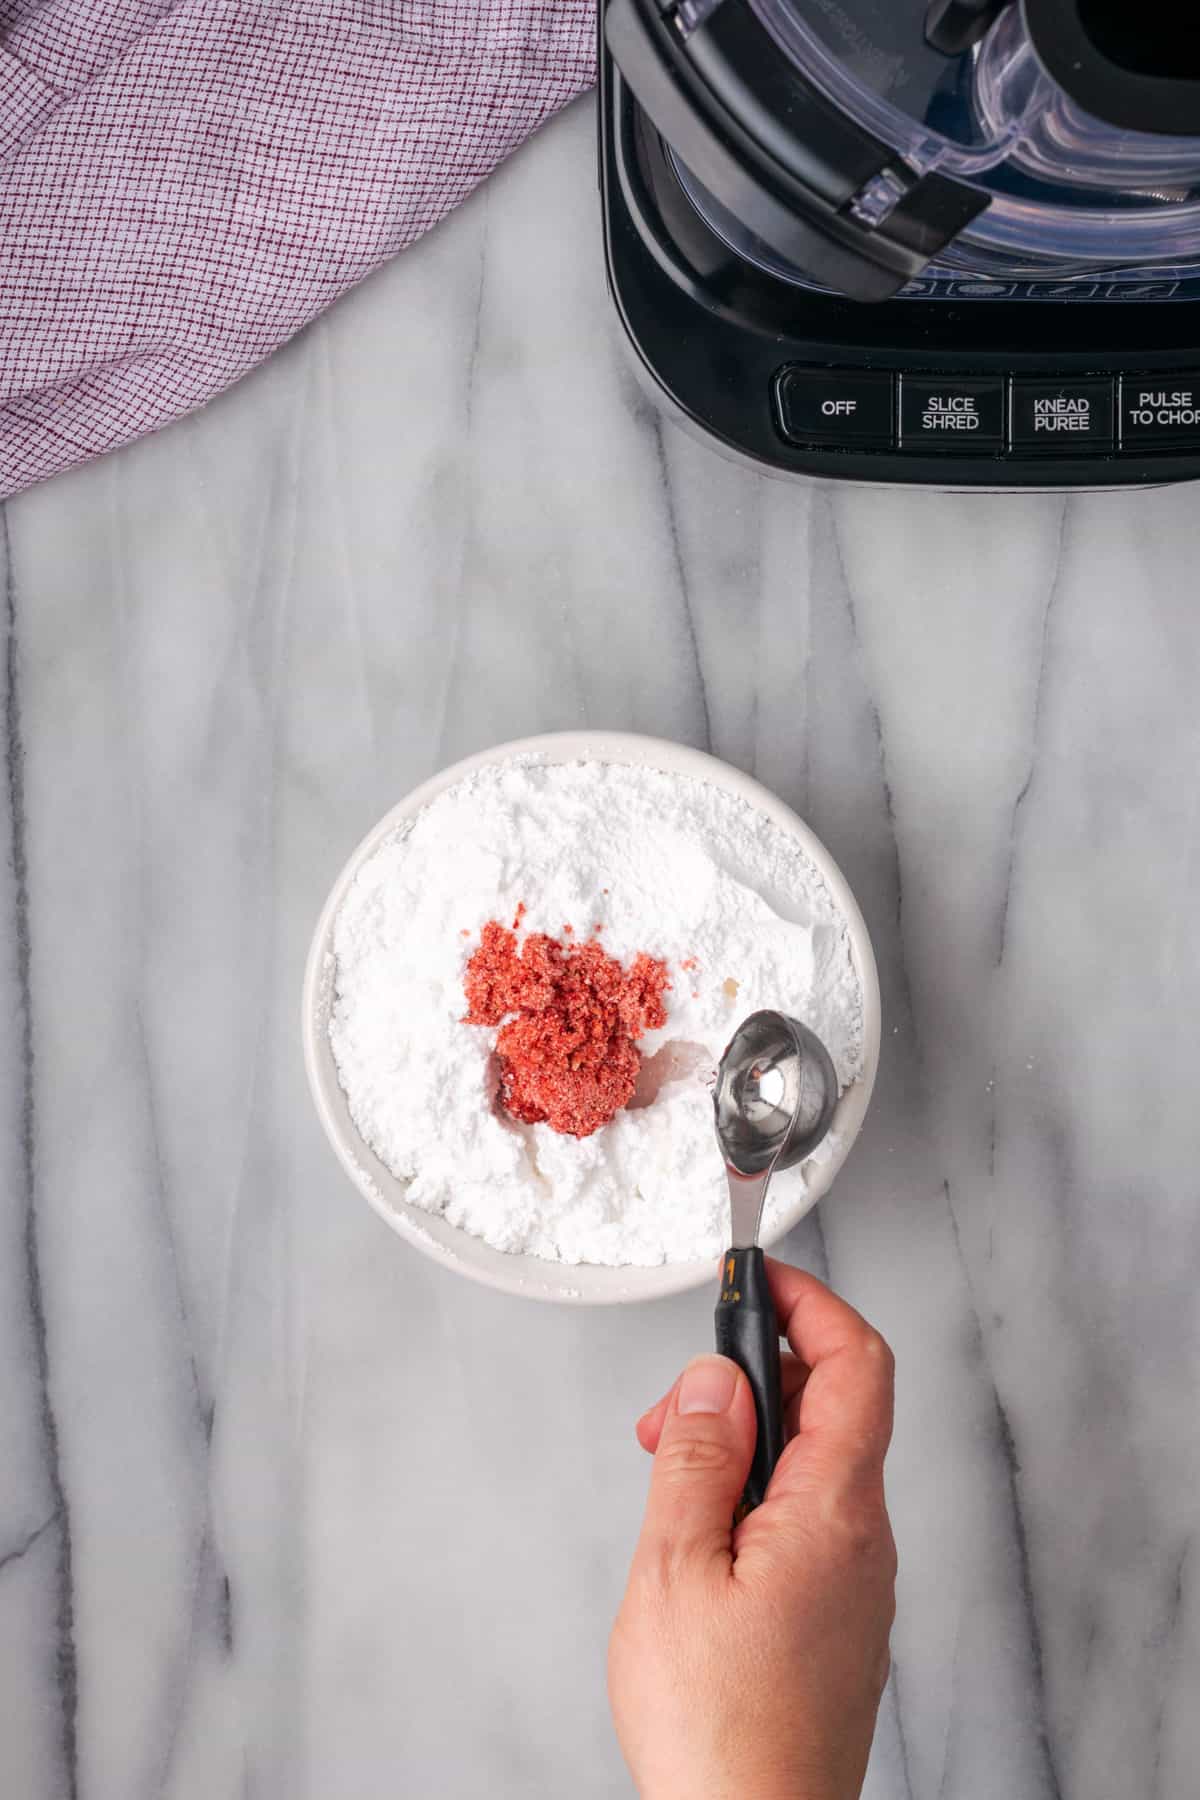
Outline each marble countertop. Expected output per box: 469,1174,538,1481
4,94,1200,1800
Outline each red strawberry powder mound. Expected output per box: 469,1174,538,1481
462,918,670,1138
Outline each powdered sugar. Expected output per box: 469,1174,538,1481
328,759,864,1267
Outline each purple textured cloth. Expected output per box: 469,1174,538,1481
0,0,596,495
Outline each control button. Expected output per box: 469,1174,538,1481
899,377,1004,450
1024,281,1098,300
1106,282,1179,301
944,280,1019,299
776,368,894,448
1120,375,1200,448
1011,378,1114,453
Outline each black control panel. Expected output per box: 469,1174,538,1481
775,369,1200,460
601,49,1200,489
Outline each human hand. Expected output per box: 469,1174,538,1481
608,1259,896,1800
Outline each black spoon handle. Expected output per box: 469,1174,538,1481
714,1245,783,1512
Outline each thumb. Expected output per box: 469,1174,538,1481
633,1355,756,1576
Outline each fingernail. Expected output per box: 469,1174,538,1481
678,1356,738,1415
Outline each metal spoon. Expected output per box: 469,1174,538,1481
713,1010,839,1512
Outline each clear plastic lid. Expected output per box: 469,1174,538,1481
723,1,1200,285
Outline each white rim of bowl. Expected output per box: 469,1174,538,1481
301,731,882,1305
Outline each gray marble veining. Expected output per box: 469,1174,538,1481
3,92,1200,1798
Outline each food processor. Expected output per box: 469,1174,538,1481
599,1,1200,485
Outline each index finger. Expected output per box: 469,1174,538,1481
764,1257,894,1478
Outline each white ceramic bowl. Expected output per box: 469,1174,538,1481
302,732,880,1305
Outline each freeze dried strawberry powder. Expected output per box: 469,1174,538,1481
462,910,670,1138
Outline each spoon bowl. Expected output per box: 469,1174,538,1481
714,1009,839,1180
